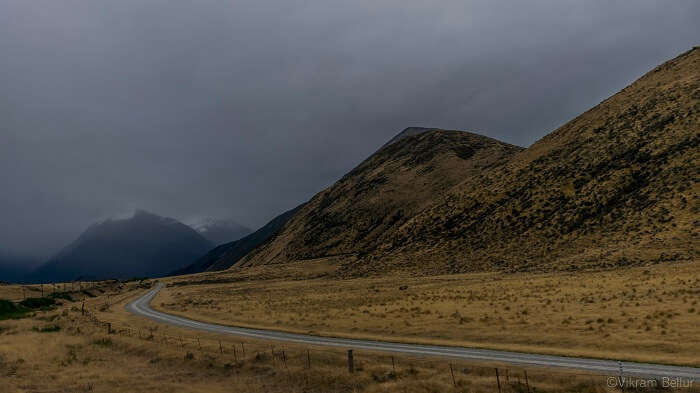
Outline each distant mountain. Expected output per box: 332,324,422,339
191,219,252,245
0,254,36,283
30,210,212,282
171,204,304,275
237,127,522,268
238,48,699,276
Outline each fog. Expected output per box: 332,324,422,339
1,0,698,262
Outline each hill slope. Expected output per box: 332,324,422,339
31,210,212,282
171,204,304,275
344,47,699,275
191,219,252,245
238,47,699,276
238,128,523,267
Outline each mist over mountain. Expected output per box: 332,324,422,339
0,253,37,283
172,204,304,275
190,219,252,246
29,210,212,282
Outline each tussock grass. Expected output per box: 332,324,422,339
160,261,700,366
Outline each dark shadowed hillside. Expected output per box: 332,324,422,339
0,254,36,283
171,204,304,275
192,219,252,245
238,128,523,267
30,210,212,282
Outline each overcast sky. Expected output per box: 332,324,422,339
0,0,698,262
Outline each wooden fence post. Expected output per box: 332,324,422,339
495,368,502,393
233,346,238,362
219,340,223,354
347,350,354,373
450,363,457,387
392,356,396,372
306,349,311,369
524,370,531,393
107,323,112,335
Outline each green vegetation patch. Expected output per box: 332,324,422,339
0,299,30,320
19,297,56,309
49,292,73,301
32,324,61,333
81,289,96,298
0,296,58,320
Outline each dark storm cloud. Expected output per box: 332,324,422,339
1,0,698,261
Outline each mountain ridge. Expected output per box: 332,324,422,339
30,210,212,282
170,204,305,275
237,128,524,268
237,47,699,276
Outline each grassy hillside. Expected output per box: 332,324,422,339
358,47,699,275
238,48,698,276
239,128,522,267
171,204,304,275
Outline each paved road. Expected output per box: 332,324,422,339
128,284,700,381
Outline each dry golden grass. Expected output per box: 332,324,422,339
1,282,643,393
160,260,700,367
3,266,700,392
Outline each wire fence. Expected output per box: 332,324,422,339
73,305,660,393
6,284,696,391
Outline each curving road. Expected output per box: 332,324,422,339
128,284,700,381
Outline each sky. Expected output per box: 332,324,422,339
0,0,698,263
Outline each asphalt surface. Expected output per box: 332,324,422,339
128,284,700,381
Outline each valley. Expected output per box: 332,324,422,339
0,42,697,392
158,260,700,367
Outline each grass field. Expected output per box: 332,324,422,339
157,259,700,367
1,281,644,393
2,261,699,392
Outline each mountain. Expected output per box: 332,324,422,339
171,204,304,275
239,47,699,276
346,46,700,275
30,210,212,282
191,219,252,245
237,128,523,268
0,253,36,283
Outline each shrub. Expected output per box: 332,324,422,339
0,299,30,320
49,292,73,301
33,325,61,333
19,297,56,309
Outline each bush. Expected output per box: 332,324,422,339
19,297,56,309
49,292,73,301
0,299,30,320
33,325,61,333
